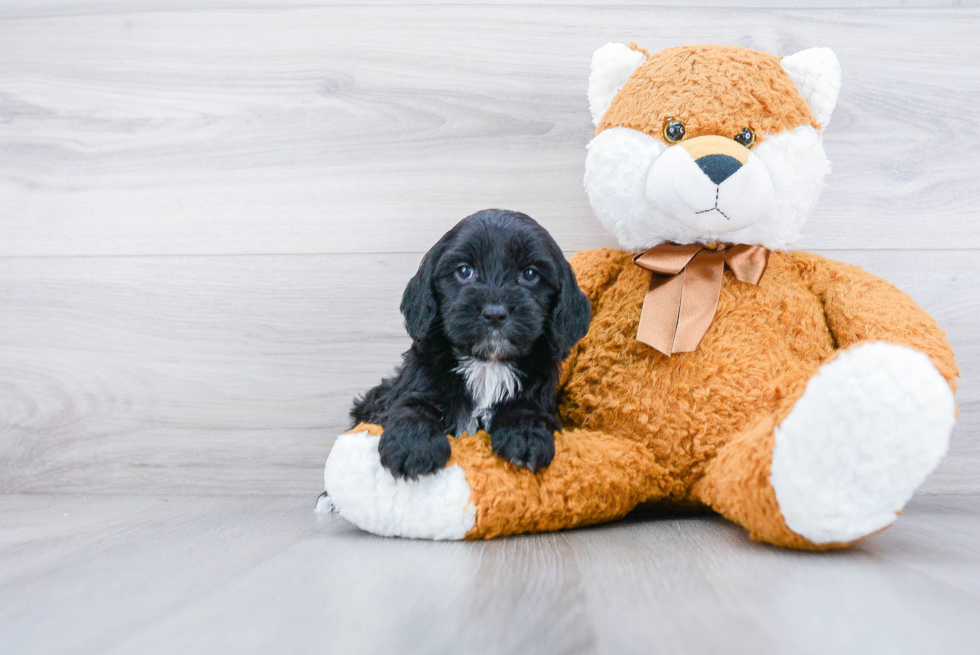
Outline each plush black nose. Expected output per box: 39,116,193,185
481,304,509,327
696,154,742,185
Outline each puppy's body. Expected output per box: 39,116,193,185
452,357,521,436
350,209,591,479
351,350,527,440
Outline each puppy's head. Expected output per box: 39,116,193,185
401,209,590,361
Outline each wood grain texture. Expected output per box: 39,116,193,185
865,495,980,598
569,497,980,655
2,494,978,655
0,495,321,655
105,524,598,655
2,6,980,256
1,249,976,495
1,4,977,651
0,4,976,497
2,0,977,21
0,254,409,495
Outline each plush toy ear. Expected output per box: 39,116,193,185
548,255,592,360
588,42,647,127
781,47,842,129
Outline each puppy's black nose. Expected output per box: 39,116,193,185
696,154,742,185
481,304,509,327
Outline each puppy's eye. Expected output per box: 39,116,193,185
455,264,475,281
519,268,539,284
663,119,686,143
734,127,754,148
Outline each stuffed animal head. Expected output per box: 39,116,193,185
584,44,841,251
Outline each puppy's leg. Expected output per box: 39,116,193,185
349,379,392,426
378,397,451,479
488,400,559,472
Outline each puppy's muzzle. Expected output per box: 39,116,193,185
481,304,509,328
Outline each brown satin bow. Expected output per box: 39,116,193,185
632,243,771,356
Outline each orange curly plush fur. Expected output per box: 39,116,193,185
442,251,957,547
325,44,958,549
599,45,819,144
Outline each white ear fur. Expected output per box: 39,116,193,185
588,43,647,127
781,47,842,129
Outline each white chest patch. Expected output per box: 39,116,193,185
452,357,522,436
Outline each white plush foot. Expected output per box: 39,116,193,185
770,342,955,544
313,492,336,513
322,431,476,540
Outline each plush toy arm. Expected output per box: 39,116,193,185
324,425,670,540
559,248,631,392
568,247,632,315
795,252,959,390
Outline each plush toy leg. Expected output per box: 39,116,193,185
694,342,956,550
324,423,670,540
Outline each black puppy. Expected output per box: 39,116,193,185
350,209,591,479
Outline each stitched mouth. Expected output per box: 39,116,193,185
695,187,731,221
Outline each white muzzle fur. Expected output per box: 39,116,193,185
584,125,831,251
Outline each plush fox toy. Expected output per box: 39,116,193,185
323,44,958,549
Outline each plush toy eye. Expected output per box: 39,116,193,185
456,264,475,281
519,268,539,284
734,127,755,148
663,120,686,143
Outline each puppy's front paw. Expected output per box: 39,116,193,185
379,422,451,480
491,423,555,472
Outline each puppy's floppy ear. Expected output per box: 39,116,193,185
401,228,454,342
548,253,591,359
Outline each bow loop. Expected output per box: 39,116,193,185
724,244,771,285
633,243,771,356
632,243,703,276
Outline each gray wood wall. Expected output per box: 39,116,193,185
1,2,978,496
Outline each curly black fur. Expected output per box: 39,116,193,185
350,209,591,479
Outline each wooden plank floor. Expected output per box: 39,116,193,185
1,249,977,496
3,5,980,257
2,2,979,495
1,494,979,655
2,2,979,652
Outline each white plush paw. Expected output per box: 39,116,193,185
322,431,476,540
770,342,955,544
313,492,336,513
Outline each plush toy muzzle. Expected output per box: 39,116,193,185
647,135,775,233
